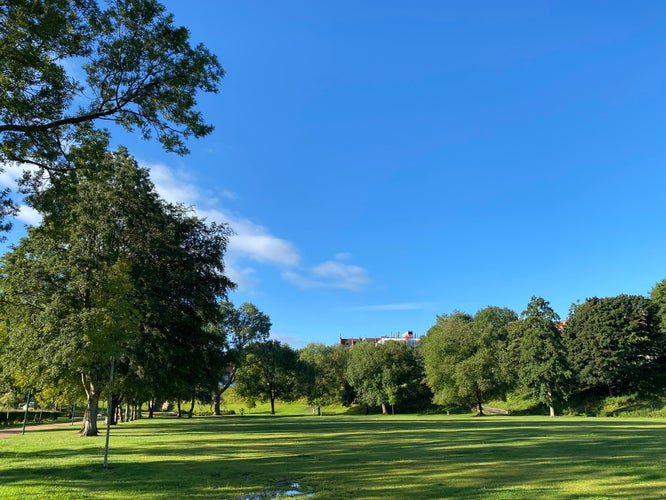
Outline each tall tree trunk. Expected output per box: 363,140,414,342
547,388,556,417
80,372,100,436
475,389,484,416
270,396,276,415
213,389,222,416
110,393,120,425
213,369,236,416
381,402,388,415
188,395,195,418
177,398,182,418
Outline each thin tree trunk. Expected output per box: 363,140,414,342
80,372,100,437
270,396,276,415
188,395,195,418
177,398,182,418
213,389,222,416
381,402,388,415
475,389,484,416
110,394,120,425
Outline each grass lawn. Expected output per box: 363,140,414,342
1,412,665,499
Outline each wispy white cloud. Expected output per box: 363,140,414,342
16,205,41,227
145,161,304,288
145,161,300,267
0,163,45,228
283,255,370,291
198,208,301,267
223,256,259,292
343,302,428,312
144,161,370,293
0,162,42,190
145,162,200,207
270,332,308,348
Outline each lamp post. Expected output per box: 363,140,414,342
21,389,31,435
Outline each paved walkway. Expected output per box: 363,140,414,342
0,421,80,439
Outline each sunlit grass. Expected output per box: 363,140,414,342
1,413,665,499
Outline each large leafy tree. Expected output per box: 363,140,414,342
234,340,303,415
116,201,233,419
508,297,570,416
0,0,223,230
0,133,233,435
650,278,666,334
422,307,517,415
210,302,271,415
299,343,351,414
346,341,424,415
0,0,222,163
563,295,665,396
0,134,150,435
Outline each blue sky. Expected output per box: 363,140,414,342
4,1,666,347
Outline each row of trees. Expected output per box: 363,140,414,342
232,339,428,416
2,1,665,425
0,0,242,437
0,134,240,435
231,290,666,418
423,291,666,416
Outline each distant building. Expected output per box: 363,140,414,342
339,331,420,348
339,337,364,348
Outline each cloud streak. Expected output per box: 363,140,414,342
145,161,369,293
0,163,44,227
343,302,428,312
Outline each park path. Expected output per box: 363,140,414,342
0,421,79,439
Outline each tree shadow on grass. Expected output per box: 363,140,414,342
2,417,666,498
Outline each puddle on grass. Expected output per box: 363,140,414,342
239,482,315,499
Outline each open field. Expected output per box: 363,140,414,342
1,413,665,499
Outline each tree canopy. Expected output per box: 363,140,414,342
346,340,424,414
0,0,223,164
508,297,570,416
422,307,517,415
234,340,303,415
0,134,233,435
0,0,224,232
299,343,351,414
564,295,665,396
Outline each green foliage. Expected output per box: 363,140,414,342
0,0,223,164
215,302,271,389
0,134,234,434
650,277,666,335
234,340,304,414
564,294,665,395
508,296,570,415
422,307,517,415
0,0,223,235
0,410,66,426
346,340,425,414
299,343,351,409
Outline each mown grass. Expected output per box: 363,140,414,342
1,413,665,499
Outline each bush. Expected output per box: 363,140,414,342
0,410,66,426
